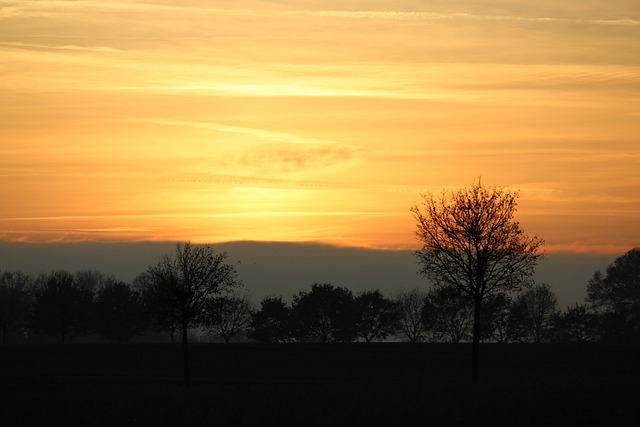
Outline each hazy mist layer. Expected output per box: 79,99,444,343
0,241,617,308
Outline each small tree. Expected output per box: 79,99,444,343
291,283,357,343
93,281,149,343
207,295,253,343
0,271,33,344
250,296,292,343
30,270,94,343
142,242,240,386
355,290,398,343
422,286,473,343
508,283,558,343
394,288,427,343
412,179,544,381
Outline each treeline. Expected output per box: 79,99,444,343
1,247,639,345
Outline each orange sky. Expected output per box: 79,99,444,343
1,0,639,252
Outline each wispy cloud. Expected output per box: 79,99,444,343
145,119,346,146
137,119,362,176
285,9,640,26
0,41,122,53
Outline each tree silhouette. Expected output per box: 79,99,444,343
0,271,33,344
355,290,398,342
587,248,640,343
553,303,597,343
206,295,253,343
142,242,240,386
93,281,149,343
507,283,558,343
75,269,107,292
250,296,291,343
30,271,94,343
393,288,427,343
480,293,511,342
291,283,357,343
422,286,473,343
412,179,544,382
134,272,180,342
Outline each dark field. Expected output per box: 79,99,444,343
1,343,639,426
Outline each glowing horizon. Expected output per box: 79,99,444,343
1,0,639,254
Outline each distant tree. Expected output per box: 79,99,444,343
412,179,544,382
586,248,640,343
291,283,357,343
93,281,149,343
508,283,558,343
75,269,108,292
134,272,179,342
206,295,253,343
480,293,512,342
553,303,597,343
354,290,398,343
393,288,427,343
142,242,240,386
30,270,94,343
0,271,33,344
422,286,473,343
250,296,292,343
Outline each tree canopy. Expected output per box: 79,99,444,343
94,281,149,343
291,283,357,343
30,271,94,343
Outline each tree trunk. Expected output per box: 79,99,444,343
2,323,7,345
181,322,191,387
472,297,482,384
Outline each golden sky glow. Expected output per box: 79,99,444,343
1,0,639,252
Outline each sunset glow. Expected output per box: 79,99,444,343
1,0,639,252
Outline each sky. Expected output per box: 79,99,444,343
1,0,640,253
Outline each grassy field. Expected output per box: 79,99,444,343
1,343,639,426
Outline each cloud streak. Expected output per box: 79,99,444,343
286,10,640,26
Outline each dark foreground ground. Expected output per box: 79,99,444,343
1,343,639,426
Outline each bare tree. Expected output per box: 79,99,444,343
0,271,33,344
207,295,253,343
412,179,544,382
394,288,427,343
142,242,240,386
